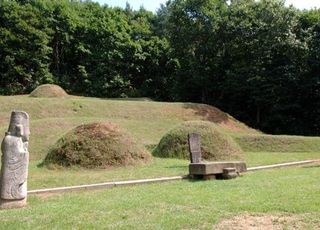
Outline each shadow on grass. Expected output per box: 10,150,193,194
302,164,320,169
184,177,229,183
99,97,154,102
37,161,44,168
145,144,156,152
165,165,188,169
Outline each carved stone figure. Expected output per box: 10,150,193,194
0,111,29,209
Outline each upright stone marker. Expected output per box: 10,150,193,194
188,133,202,163
0,111,30,209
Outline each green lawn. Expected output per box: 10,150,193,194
0,95,320,229
27,151,320,190
234,134,320,152
244,151,320,167
1,166,319,229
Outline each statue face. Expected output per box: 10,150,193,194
8,111,29,142
15,125,23,137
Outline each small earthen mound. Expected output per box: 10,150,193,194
29,84,68,97
153,121,243,161
43,122,152,168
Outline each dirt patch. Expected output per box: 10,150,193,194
213,213,313,230
183,103,258,134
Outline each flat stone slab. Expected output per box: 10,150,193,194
189,161,247,176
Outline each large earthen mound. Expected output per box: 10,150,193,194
153,121,243,161
43,122,152,168
30,84,68,97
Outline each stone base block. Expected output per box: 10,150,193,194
0,198,27,209
222,167,238,180
189,161,247,180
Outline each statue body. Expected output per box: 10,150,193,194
1,134,29,199
0,111,29,208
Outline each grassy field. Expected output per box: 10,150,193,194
0,95,319,228
233,134,320,152
0,95,318,189
0,95,257,160
1,166,320,229
27,150,320,190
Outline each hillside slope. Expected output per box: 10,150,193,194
0,95,257,160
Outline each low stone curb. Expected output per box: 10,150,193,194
28,159,320,195
246,159,320,172
28,176,186,195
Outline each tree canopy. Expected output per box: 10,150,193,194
0,0,319,135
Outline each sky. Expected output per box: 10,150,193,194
96,0,320,12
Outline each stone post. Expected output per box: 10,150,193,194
0,111,30,209
188,133,202,163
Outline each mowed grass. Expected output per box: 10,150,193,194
234,134,320,152
0,166,319,229
27,150,320,190
28,158,188,190
245,151,320,167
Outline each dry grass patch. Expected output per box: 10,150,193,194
29,84,68,97
213,213,317,230
42,122,152,168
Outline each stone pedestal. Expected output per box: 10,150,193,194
189,161,247,180
0,198,27,209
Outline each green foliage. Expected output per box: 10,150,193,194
163,0,228,102
0,0,53,94
219,0,309,134
153,121,244,160
1,0,320,135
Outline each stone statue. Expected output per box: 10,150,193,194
0,111,30,209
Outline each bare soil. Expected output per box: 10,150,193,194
213,213,317,230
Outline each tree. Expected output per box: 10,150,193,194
163,0,229,102
0,1,52,95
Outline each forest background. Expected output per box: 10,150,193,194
1,0,320,135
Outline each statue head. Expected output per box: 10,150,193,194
7,111,30,142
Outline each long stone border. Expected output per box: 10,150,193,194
28,159,320,195
246,159,320,172
28,176,186,195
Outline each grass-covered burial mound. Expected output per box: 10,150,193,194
30,84,68,97
43,122,152,168
153,121,243,161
